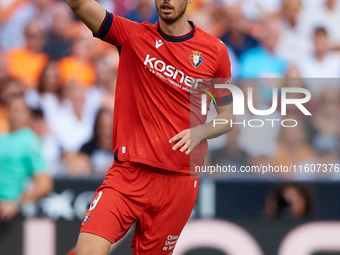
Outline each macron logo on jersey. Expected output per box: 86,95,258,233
155,39,164,48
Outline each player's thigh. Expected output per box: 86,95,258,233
74,232,111,255
132,177,199,254
80,186,139,245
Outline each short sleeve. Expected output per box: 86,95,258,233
28,137,47,175
94,11,144,46
214,43,233,106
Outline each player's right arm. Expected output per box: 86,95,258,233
67,0,143,46
67,0,106,35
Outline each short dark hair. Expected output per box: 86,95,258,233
314,26,328,37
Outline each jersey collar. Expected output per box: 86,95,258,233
157,21,195,42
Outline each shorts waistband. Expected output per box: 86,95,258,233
114,161,198,178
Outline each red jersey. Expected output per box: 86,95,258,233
94,12,232,173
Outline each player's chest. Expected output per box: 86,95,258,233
121,32,217,98
125,32,216,79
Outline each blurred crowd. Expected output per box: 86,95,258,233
0,0,339,179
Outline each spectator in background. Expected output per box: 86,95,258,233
5,19,49,89
276,0,312,63
272,116,316,179
25,61,62,119
295,134,340,179
220,4,258,59
0,96,53,241
124,0,158,24
280,65,316,118
222,0,281,21
43,2,73,60
90,53,119,110
303,0,340,45
0,0,53,51
208,125,249,178
0,78,24,133
80,108,114,176
0,54,8,82
58,32,96,88
263,184,314,220
29,109,62,176
47,83,98,153
238,15,287,78
0,59,9,133
309,87,340,140
0,0,27,25
297,27,340,89
187,0,217,34
236,81,281,168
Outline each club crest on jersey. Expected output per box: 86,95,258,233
189,51,203,69
82,212,90,225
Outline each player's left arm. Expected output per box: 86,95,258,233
170,41,234,154
170,103,234,155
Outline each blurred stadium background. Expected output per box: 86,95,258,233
1,0,340,254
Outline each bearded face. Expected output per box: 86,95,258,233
155,0,188,24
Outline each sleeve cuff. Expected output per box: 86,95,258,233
93,11,113,40
216,94,233,106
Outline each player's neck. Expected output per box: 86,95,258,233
158,16,193,37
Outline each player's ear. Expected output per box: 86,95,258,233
187,0,193,4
